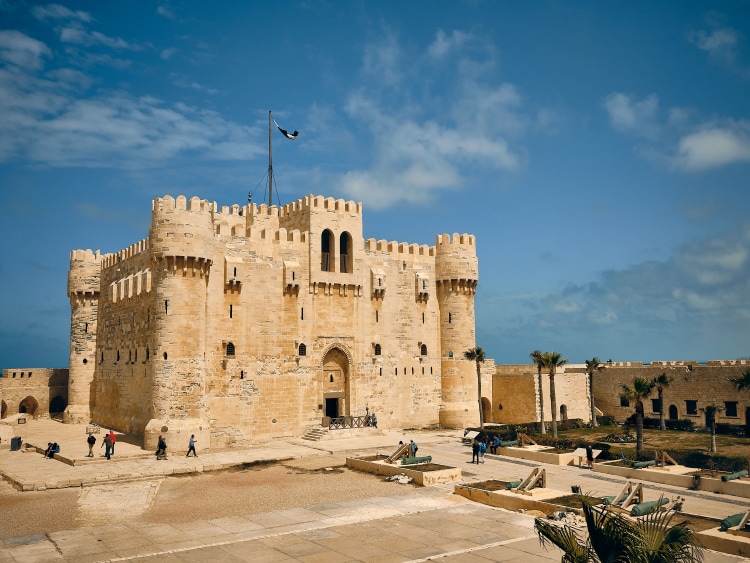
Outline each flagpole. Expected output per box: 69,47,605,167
268,110,273,206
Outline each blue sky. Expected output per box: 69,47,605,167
1,1,749,368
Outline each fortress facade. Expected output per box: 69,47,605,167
65,194,481,448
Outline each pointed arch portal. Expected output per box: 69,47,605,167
321,347,350,419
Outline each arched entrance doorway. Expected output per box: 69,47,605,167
560,404,568,422
481,397,491,424
668,405,678,420
1,400,7,419
49,396,67,417
19,396,39,417
321,347,350,419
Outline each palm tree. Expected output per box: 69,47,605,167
543,351,568,439
700,403,725,454
620,377,656,456
535,493,704,562
530,350,546,434
585,357,601,428
652,373,673,431
464,347,486,429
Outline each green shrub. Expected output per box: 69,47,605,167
715,423,746,437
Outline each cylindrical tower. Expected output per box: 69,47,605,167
65,249,103,423
144,195,213,449
435,233,479,428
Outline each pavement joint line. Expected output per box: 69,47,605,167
402,533,539,562
103,493,460,561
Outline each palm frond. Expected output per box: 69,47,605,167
534,517,589,563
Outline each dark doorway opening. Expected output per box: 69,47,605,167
325,398,339,418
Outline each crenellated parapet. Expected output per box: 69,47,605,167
68,248,105,299
150,195,215,262
434,233,478,292
364,239,434,256
102,238,150,269
280,194,362,221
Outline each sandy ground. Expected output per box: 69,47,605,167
0,455,417,538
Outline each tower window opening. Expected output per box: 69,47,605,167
298,343,307,356
430,367,433,374
421,344,427,356
422,367,424,374
379,368,382,376
164,300,168,314
403,367,406,375
411,367,414,375
85,322,88,333
101,351,104,364
233,267,237,277
374,344,381,356
376,310,379,323
226,342,235,356
117,351,120,362
321,229,334,272
301,308,304,320
230,304,233,319
163,352,168,360
395,367,398,375
448,313,452,323
422,312,424,324
83,358,88,364
330,374,334,382
146,347,150,361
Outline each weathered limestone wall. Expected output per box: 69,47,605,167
593,361,750,426
1,369,69,419
66,193,481,448
491,364,590,425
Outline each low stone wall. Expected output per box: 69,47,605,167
696,528,750,558
345,456,460,486
595,461,750,499
454,483,572,513
497,445,577,466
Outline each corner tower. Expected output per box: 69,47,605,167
435,233,479,428
65,249,104,423
146,195,213,447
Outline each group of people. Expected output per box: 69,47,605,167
471,434,504,464
43,442,60,458
397,439,419,458
84,429,117,459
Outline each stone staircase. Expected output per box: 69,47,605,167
301,427,329,442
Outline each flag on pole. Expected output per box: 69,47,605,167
273,117,299,140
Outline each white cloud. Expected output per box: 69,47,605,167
161,47,177,60
689,27,737,62
604,92,659,139
157,4,176,19
672,124,750,171
336,32,529,208
0,40,262,167
32,4,91,22
0,30,51,70
427,29,471,59
59,25,141,51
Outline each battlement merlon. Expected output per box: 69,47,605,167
434,233,479,284
68,249,104,296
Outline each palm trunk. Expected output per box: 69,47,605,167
537,368,546,434
549,370,558,439
477,362,484,428
658,389,666,431
589,371,598,427
636,402,644,456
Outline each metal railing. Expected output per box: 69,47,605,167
328,415,371,430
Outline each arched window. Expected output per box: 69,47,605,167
374,344,381,356
340,232,352,273
146,347,150,360
668,404,678,420
298,343,307,356
321,229,334,272
420,344,427,356
226,342,235,356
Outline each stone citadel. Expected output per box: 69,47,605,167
2,194,749,447
63,193,480,449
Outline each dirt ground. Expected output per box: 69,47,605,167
0,456,418,538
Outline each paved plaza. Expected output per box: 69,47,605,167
0,420,748,562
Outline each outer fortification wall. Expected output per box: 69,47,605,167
594,361,750,427
1,369,69,420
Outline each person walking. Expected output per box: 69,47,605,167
409,439,418,458
371,413,378,429
102,433,112,460
586,444,594,469
471,439,480,464
186,434,197,457
479,440,487,463
108,430,117,455
86,434,96,457
156,435,167,460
